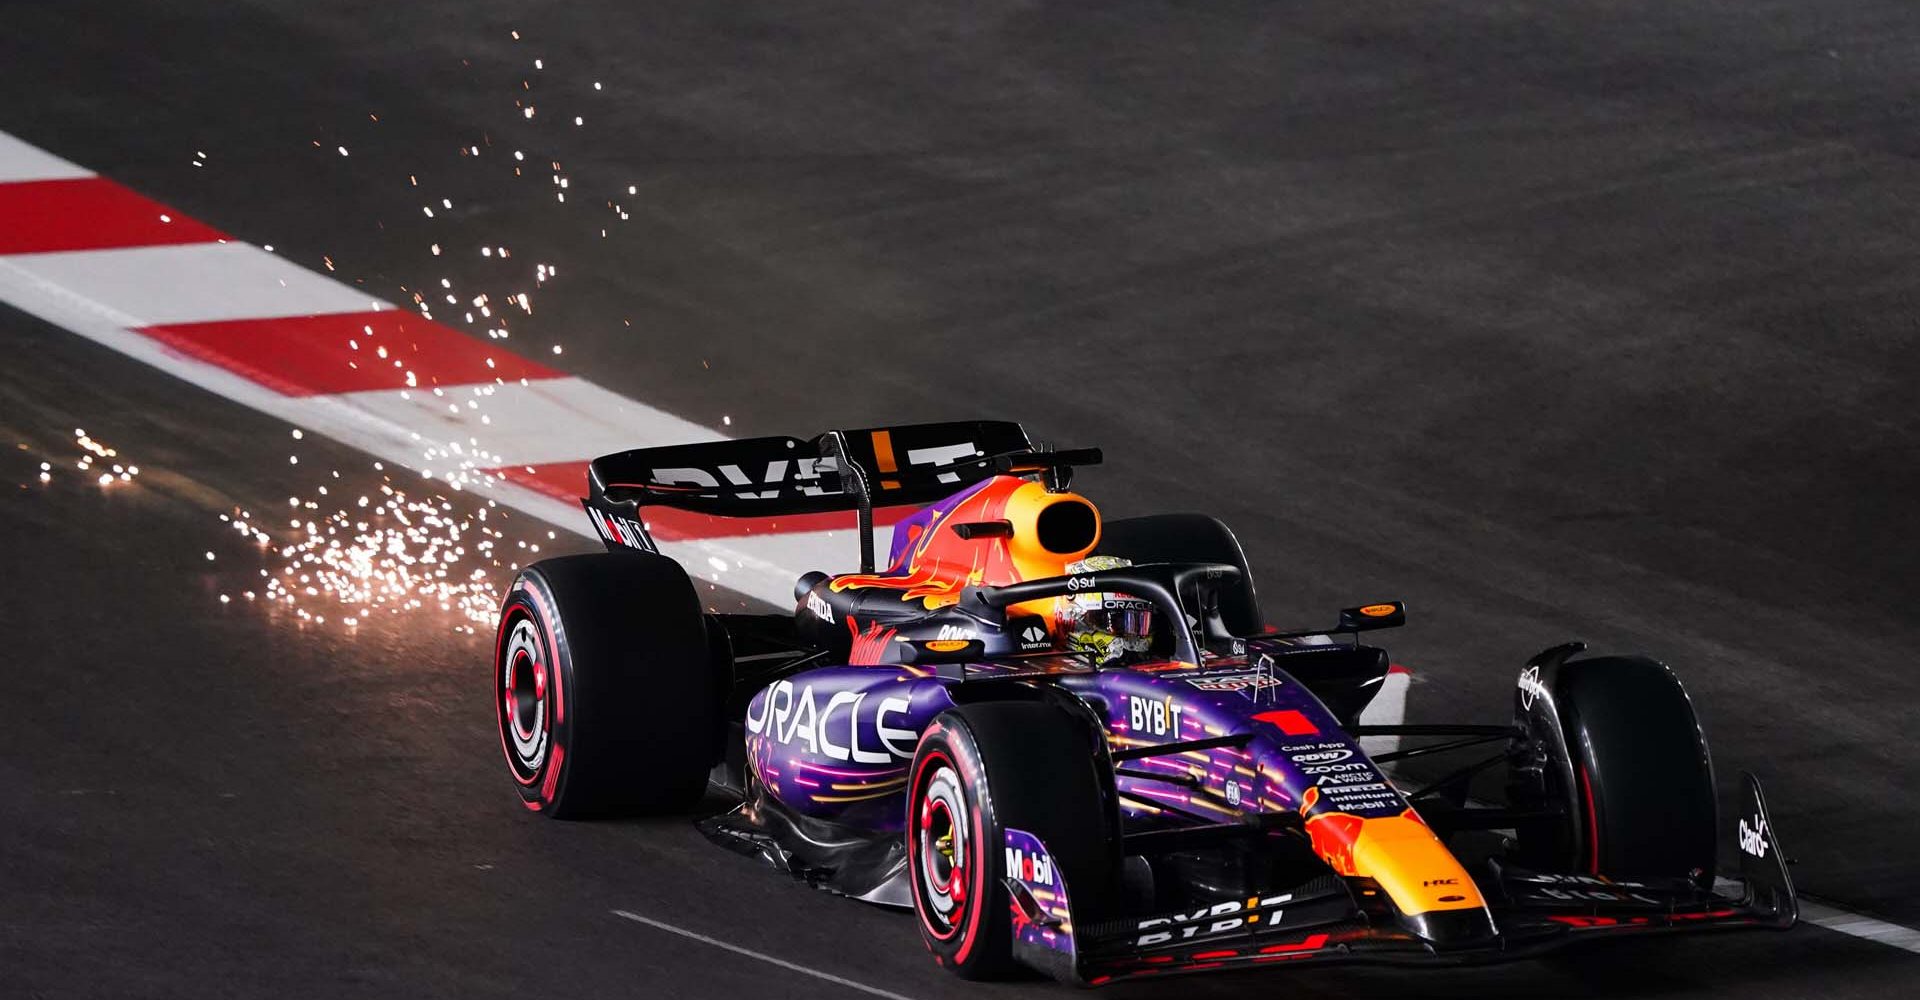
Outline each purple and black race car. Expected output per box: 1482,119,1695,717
491,419,1796,985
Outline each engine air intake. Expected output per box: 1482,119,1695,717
1036,499,1099,555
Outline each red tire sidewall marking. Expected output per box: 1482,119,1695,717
496,608,544,789
494,576,568,809
1578,762,1601,874
493,601,534,788
949,730,990,967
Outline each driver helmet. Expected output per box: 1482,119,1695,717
1055,556,1154,665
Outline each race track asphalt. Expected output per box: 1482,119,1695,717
3,1,1918,997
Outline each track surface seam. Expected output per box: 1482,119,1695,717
612,909,921,1000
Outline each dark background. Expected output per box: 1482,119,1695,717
3,1,1916,997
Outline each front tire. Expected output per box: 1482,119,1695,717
494,552,719,818
907,701,1119,980
1513,653,1717,885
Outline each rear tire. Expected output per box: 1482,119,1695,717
1513,654,1717,885
494,552,719,818
908,701,1119,980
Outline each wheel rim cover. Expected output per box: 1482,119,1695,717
916,763,970,936
502,615,548,777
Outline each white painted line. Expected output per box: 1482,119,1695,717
1711,878,1920,955
1,242,385,325
1800,899,1920,954
0,242,858,604
0,126,857,606
610,909,919,999
0,132,91,182
1355,666,1411,759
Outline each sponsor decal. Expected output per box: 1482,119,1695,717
1518,664,1547,711
1300,761,1371,775
589,508,653,551
1005,845,1055,887
649,458,832,501
1133,894,1293,947
806,591,834,623
1223,781,1243,808
1321,798,1397,812
1252,709,1319,736
1186,671,1284,693
923,639,970,652
1315,772,1383,785
1517,873,1648,889
1066,575,1098,592
1127,694,1183,737
1359,603,1397,617
1424,878,1459,887
1537,886,1662,906
1314,776,1400,812
1019,624,1049,649
848,620,899,664
1739,813,1769,858
1319,794,1398,811
647,439,981,502
935,624,978,641
744,679,917,761
1289,748,1354,764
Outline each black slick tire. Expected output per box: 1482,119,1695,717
494,552,718,818
907,700,1119,980
1517,654,1717,886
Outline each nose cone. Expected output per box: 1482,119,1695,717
1304,806,1499,949
1400,905,1500,949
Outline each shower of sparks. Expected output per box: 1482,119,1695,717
157,36,708,633
218,472,519,632
41,427,525,633
67,428,140,485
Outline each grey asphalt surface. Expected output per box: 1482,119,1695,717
3,1,1918,997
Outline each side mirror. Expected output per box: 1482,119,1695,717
1336,602,1406,632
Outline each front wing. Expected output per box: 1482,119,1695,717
1007,772,1797,986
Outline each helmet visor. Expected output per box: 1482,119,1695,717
1077,598,1153,640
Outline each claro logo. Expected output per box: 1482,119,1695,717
1738,814,1769,858
745,680,917,762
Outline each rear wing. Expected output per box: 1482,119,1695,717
581,420,1099,569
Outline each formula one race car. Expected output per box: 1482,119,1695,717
491,419,1797,985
